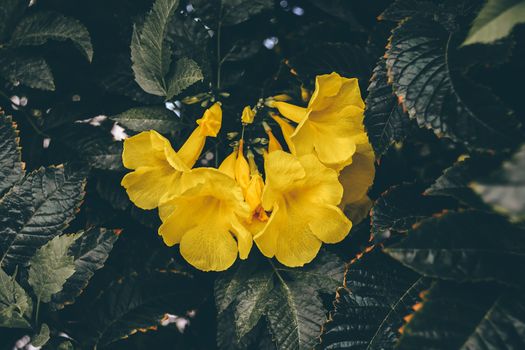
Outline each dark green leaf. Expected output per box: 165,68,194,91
79,271,204,347
471,144,525,222
0,113,24,197
319,248,431,350
397,281,525,350
0,0,27,41
112,106,180,133
0,268,32,329
371,184,450,242
10,11,93,61
463,0,525,46
364,57,410,157
215,250,344,350
28,233,80,303
51,228,120,310
425,155,501,209
385,210,525,286
0,50,55,90
131,0,201,98
31,323,50,347
0,166,86,272
386,17,521,150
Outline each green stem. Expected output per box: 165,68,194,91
216,4,223,91
35,297,41,326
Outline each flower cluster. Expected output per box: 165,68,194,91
121,73,375,271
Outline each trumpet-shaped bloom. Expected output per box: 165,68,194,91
158,168,252,271
241,106,255,124
121,103,222,209
255,151,352,267
273,72,368,170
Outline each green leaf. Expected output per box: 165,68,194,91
28,233,81,303
0,50,55,90
31,323,51,347
425,155,501,209
221,0,274,26
0,166,86,272
215,250,344,350
51,228,120,310
386,17,522,150
111,106,180,133
385,211,525,287
397,281,525,349
0,268,32,329
364,57,410,157
0,0,26,41
463,0,525,46
471,144,525,222
0,113,24,197
78,271,205,347
371,184,450,242
166,57,204,100
319,248,431,350
131,0,202,98
10,11,93,61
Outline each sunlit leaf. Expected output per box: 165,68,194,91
0,268,32,329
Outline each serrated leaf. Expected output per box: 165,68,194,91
51,228,120,310
0,50,55,90
397,281,525,350
364,57,410,156
111,106,180,133
0,268,32,329
371,184,450,242
10,11,93,61
463,0,525,46
0,166,86,271
0,113,24,197
471,144,525,221
79,271,204,347
31,323,51,347
215,250,344,350
319,248,431,350
166,57,203,99
385,210,525,287
386,17,521,150
131,0,185,97
425,155,501,209
28,233,81,303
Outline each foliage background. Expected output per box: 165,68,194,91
1,0,524,349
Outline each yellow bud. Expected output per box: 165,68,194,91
262,121,282,153
241,106,256,124
235,139,250,191
300,85,311,102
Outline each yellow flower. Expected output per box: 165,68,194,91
121,103,222,209
273,72,368,170
255,150,352,267
158,168,252,271
262,121,283,153
241,106,256,124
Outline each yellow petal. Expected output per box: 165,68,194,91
339,145,375,206
197,102,222,137
308,204,352,243
241,106,255,124
121,166,180,210
273,101,308,123
245,174,264,213
180,224,238,271
176,127,206,168
296,154,343,205
230,217,253,259
218,148,237,178
308,72,344,110
235,140,251,191
253,203,282,258
122,130,188,171
344,195,372,225
271,113,296,153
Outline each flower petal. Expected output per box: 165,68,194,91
271,113,296,153
273,101,308,123
296,154,343,205
339,147,375,206
180,224,238,271
262,151,305,209
121,166,180,209
308,203,352,244
122,130,182,170
176,127,206,168
230,217,253,259
197,102,222,137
